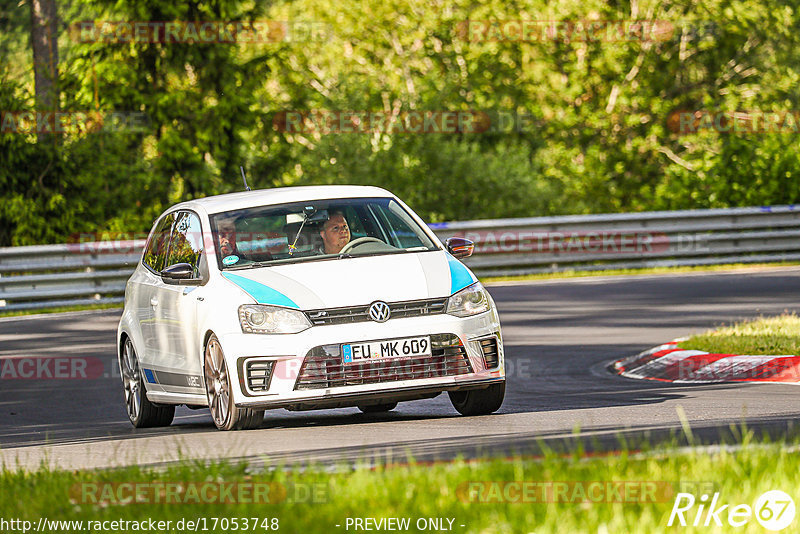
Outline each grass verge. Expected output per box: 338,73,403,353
678,313,800,355
481,261,800,284
1,432,798,533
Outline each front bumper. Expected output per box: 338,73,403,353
218,309,505,410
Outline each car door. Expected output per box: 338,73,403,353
151,210,206,391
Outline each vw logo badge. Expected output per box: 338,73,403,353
368,301,391,323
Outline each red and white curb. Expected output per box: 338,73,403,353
613,341,800,384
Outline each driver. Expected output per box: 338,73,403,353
319,211,351,254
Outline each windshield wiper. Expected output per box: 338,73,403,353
225,255,341,269
226,261,272,270
334,249,432,260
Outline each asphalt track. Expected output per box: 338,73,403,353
2,267,800,470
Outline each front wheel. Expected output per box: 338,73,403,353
448,381,505,416
120,338,175,428
204,334,264,431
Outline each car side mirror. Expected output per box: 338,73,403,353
446,237,475,259
161,263,196,282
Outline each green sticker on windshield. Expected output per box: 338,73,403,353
222,255,239,266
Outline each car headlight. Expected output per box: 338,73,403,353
238,304,311,334
446,282,491,317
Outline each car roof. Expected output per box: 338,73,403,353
170,185,395,215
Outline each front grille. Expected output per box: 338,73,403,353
478,336,500,369
305,298,448,326
245,360,275,392
295,333,472,390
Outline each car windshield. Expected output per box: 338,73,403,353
209,197,439,269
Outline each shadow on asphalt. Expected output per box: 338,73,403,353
231,413,800,470
0,341,685,449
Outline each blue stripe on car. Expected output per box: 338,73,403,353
446,253,476,294
143,368,156,384
221,272,300,309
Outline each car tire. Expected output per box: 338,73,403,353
120,338,175,428
448,381,505,416
357,402,398,413
204,334,264,431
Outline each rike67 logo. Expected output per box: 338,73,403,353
668,490,795,531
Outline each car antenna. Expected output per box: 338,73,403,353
240,166,251,191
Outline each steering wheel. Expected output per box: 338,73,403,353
339,236,384,254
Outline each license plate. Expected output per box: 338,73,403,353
342,336,432,364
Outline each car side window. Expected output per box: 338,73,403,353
165,211,204,277
143,213,176,273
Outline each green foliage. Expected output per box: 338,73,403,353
290,134,554,221
3,0,800,244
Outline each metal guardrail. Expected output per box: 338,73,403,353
433,204,800,277
1,205,799,311
0,240,145,311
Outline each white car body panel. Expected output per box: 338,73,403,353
117,185,504,415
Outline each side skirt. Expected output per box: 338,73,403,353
146,391,208,406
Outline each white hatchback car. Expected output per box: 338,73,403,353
117,185,505,430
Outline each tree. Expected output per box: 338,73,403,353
29,0,59,116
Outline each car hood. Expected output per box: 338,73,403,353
219,250,477,310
